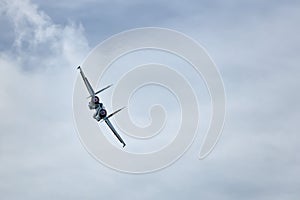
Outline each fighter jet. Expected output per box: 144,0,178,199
77,66,126,147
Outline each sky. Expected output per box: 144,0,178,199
0,0,300,199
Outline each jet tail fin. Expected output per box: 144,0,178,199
106,107,126,119
87,84,113,99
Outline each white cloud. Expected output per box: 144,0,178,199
1,0,89,69
0,1,94,199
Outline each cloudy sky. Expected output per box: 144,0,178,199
1,0,300,199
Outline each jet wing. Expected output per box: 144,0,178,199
104,118,126,147
77,66,95,97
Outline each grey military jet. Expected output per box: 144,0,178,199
77,66,126,147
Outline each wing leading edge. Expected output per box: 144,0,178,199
104,118,126,147
77,66,95,97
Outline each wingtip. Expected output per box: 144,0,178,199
77,66,81,70
123,143,126,148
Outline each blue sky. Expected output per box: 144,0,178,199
0,0,300,199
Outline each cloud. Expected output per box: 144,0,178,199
0,0,90,146
1,0,89,70
0,0,95,199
